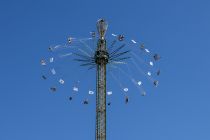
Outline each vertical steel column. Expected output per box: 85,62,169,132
95,19,108,140
96,40,107,140
95,19,109,140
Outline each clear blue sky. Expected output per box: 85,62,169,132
0,0,210,140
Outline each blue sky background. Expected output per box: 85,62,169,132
0,0,210,139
